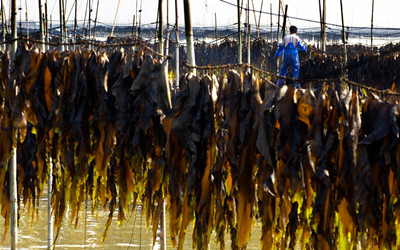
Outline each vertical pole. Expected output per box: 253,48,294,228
247,0,250,68
183,0,196,74
339,0,347,77
25,0,28,40
276,0,280,44
174,0,179,91
38,0,44,51
214,13,217,41
47,161,53,249
257,0,263,39
1,0,4,51
59,0,64,51
244,2,247,46
132,14,135,36
135,0,138,36
110,0,121,37
88,0,91,41
74,0,77,47
270,3,272,42
318,0,322,49
45,1,49,51
322,0,326,52
157,0,163,54
93,0,99,41
282,5,288,40
237,0,242,63
371,0,374,50
10,0,17,249
166,0,170,55
138,0,143,37
62,0,66,49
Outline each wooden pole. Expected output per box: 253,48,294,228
93,0,99,41
282,5,288,40
83,0,88,37
74,0,77,46
247,0,250,68
132,14,135,36
25,0,28,39
138,0,142,37
47,161,53,249
110,0,121,37
237,0,242,63
277,0,280,43
340,0,347,77
62,0,66,45
166,0,170,55
322,0,326,52
257,0,263,39
59,0,64,51
1,0,4,51
174,0,179,91
88,0,91,41
157,0,163,54
183,0,196,74
214,13,217,41
270,3,272,42
318,0,322,49
45,1,49,51
371,0,374,50
38,0,44,51
10,0,17,249
135,0,138,36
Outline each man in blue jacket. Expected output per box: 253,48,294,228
275,25,307,88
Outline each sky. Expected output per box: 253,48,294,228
6,0,400,30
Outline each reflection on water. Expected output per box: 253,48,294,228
0,189,262,249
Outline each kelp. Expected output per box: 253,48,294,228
2,41,400,249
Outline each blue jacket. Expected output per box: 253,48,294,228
275,34,307,59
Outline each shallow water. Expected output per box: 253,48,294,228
0,190,262,249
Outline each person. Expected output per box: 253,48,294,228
275,25,307,88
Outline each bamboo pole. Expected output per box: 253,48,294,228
74,0,77,48
322,0,326,52
247,0,250,67
88,0,91,41
135,0,138,36
83,0,88,37
237,0,242,63
25,0,28,39
1,0,4,51
318,0,322,49
174,0,179,91
59,0,64,51
10,1,17,249
257,0,263,39
371,0,374,50
282,5,288,39
166,0,170,55
47,160,53,249
62,0,66,49
270,3,272,42
39,0,44,51
93,0,99,41
110,0,121,37
214,13,217,41
183,0,196,74
138,0,142,37
45,1,49,51
340,0,347,77
132,14,135,36
157,0,163,54
277,0,280,44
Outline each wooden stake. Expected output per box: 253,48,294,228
237,0,242,63
74,0,77,45
110,0,121,37
371,0,374,50
270,3,272,42
25,0,28,40
47,160,53,249
174,0,179,91
38,0,44,51
166,0,169,55
215,13,217,41
93,0,99,41
282,4,288,40
1,0,5,51
183,0,196,74
59,0,64,51
88,0,91,41
10,1,17,249
45,1,49,50
340,0,347,77
322,0,326,52
157,0,163,54
277,0,280,44
247,0,250,67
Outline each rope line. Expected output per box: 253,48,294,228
2,37,172,59
183,61,400,96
